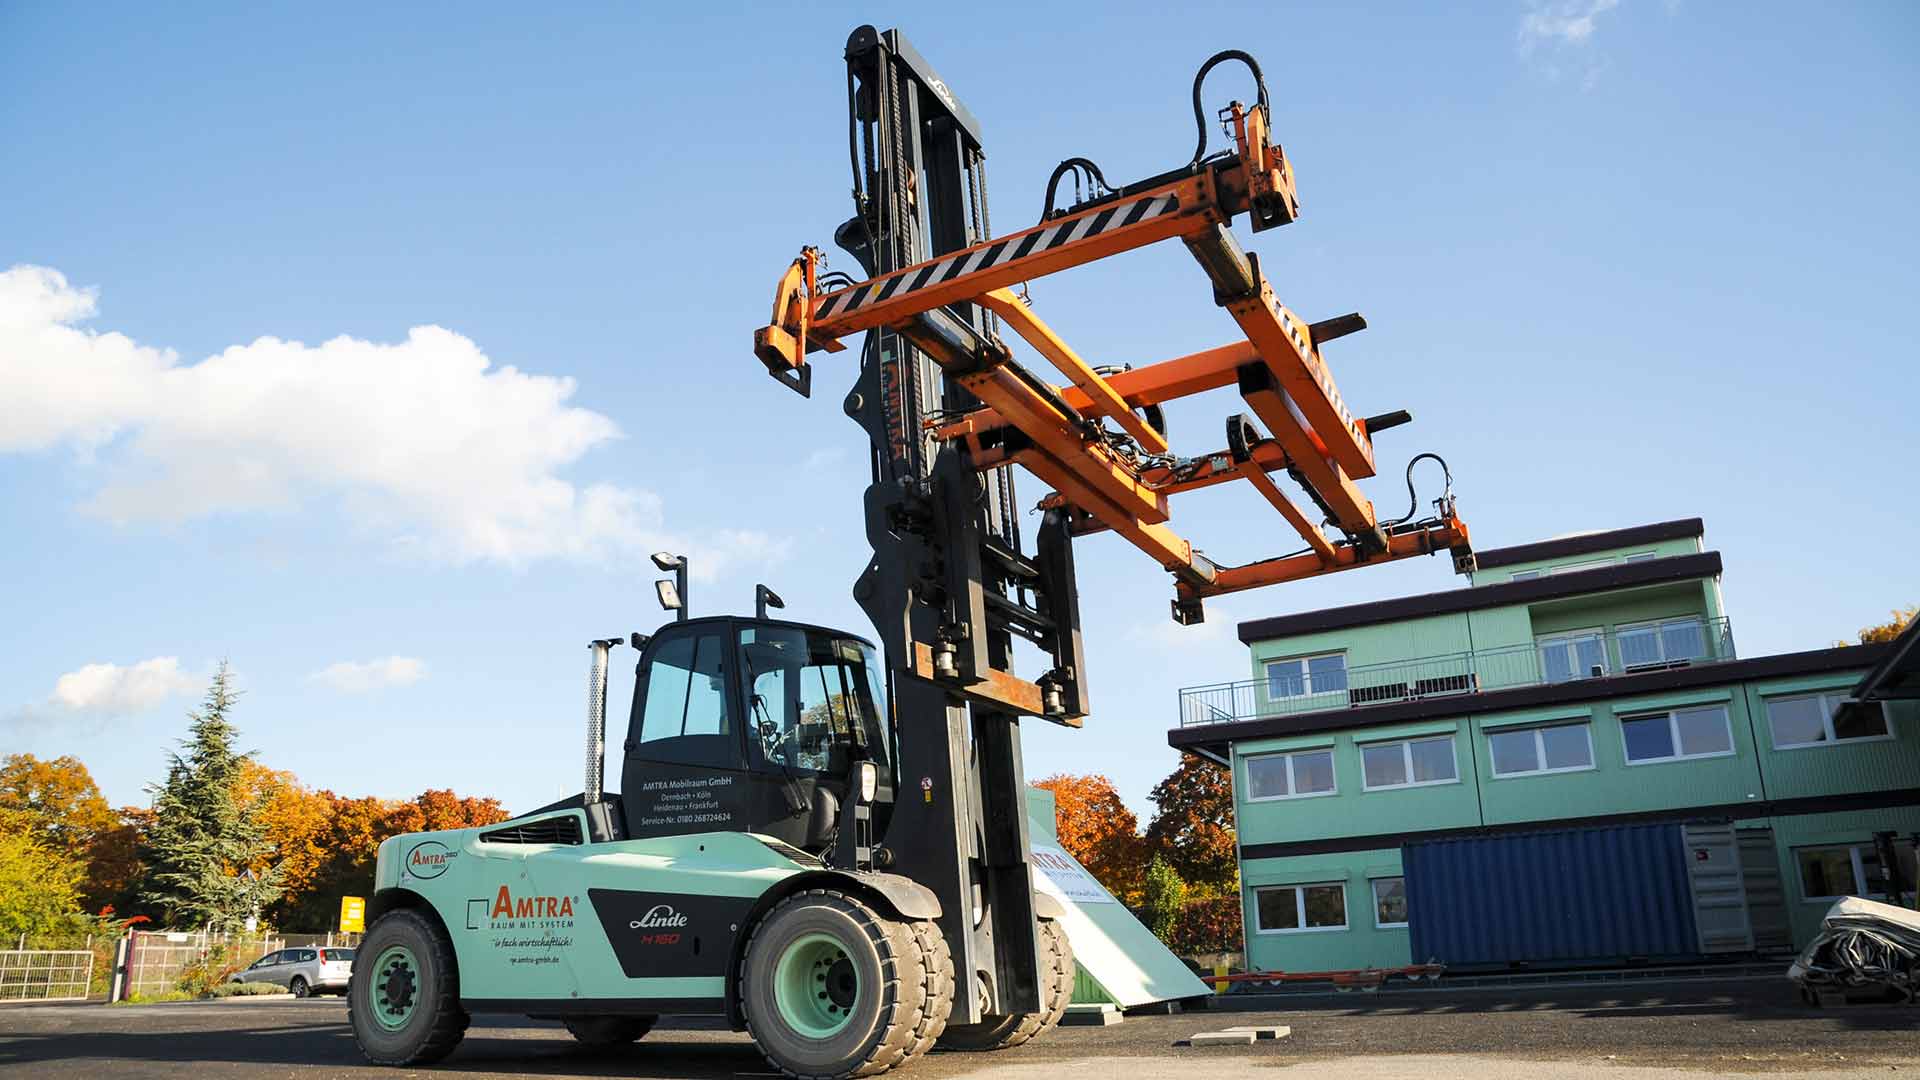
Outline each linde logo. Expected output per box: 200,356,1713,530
405,841,455,879
489,885,574,920
630,904,689,930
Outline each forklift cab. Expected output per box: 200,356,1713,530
619,616,894,854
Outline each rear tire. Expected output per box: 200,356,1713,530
936,917,1073,1052
290,976,310,999
563,1015,656,1046
739,889,937,1079
350,909,469,1066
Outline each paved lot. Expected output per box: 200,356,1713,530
0,977,1914,1078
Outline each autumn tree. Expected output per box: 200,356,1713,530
141,664,283,929
0,754,118,853
1032,773,1146,904
1855,606,1917,645
81,807,150,915
1144,754,1238,894
0,818,85,936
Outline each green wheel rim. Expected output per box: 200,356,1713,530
773,931,859,1039
369,944,421,1031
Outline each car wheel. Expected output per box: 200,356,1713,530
349,909,470,1065
290,976,310,999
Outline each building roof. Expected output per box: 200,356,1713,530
1169,641,1891,763
1472,517,1704,570
1235,551,1723,645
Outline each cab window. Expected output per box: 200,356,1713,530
737,625,888,775
639,630,732,743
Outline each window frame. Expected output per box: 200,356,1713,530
1790,842,1916,905
1370,877,1409,929
1264,651,1349,701
1618,704,1736,766
1486,722,1596,778
1251,881,1349,935
1359,735,1460,791
1536,626,1609,683
1243,747,1339,802
1766,692,1894,751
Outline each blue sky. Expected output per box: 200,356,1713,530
2,2,1914,819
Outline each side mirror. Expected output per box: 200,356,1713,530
655,579,684,613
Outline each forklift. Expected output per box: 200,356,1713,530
350,26,1474,1079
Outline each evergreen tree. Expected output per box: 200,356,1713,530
140,663,282,929
1141,855,1188,943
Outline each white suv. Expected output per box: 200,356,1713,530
232,946,355,997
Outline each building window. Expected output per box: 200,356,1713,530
1795,843,1918,903
1266,652,1348,700
1487,723,1594,777
1244,748,1337,800
1766,692,1891,750
1510,569,1542,582
1620,705,1735,764
1360,735,1458,790
1538,628,1607,684
1371,878,1408,928
1253,882,1348,933
1617,617,1708,669
1623,551,1658,564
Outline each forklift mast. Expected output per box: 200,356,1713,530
830,25,1076,1023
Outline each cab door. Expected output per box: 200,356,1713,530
620,622,754,838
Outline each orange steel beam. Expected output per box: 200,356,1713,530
803,174,1221,346
978,288,1170,455
1005,447,1213,586
1237,362,1379,540
933,340,1261,443
1237,461,1337,564
1220,273,1376,478
1179,520,1472,601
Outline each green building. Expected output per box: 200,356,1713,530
1168,518,1919,974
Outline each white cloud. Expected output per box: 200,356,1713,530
1519,0,1619,53
0,265,783,575
43,657,200,717
309,656,427,693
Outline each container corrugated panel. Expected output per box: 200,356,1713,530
1405,823,1700,968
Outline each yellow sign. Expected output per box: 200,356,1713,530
339,895,366,933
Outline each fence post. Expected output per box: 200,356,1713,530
110,935,130,1002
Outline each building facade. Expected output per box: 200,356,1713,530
1168,519,1918,974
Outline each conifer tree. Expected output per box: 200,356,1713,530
140,663,282,930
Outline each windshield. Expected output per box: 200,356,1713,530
737,625,890,776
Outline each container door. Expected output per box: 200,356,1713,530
1682,822,1753,953
1736,827,1795,951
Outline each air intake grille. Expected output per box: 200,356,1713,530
480,816,583,846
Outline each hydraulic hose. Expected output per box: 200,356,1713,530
1190,49,1271,166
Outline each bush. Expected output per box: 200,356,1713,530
174,943,245,997
207,981,287,998
117,989,193,1004
1141,856,1188,942
1167,895,1243,956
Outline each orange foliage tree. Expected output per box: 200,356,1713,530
1144,754,1238,895
1032,773,1146,904
1856,606,1917,645
0,753,136,912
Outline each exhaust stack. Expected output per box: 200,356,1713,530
584,638,617,803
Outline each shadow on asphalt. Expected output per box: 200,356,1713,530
1217,978,1919,1033
0,1012,768,1077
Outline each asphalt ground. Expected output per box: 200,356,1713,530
1,977,1915,1079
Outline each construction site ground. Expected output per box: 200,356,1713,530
1,975,1914,1078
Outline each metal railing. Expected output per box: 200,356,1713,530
0,950,93,1001
1179,617,1735,728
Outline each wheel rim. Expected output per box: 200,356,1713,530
292,978,307,997
369,945,421,1031
772,931,859,1039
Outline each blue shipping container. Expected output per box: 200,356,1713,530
1404,823,1700,968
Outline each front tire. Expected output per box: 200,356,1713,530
740,889,941,1079
563,1015,656,1046
350,909,469,1065
936,917,1073,1052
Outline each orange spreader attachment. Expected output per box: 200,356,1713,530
753,102,1473,623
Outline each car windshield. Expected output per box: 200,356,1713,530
737,625,890,776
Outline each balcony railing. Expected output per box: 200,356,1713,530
1178,616,1736,728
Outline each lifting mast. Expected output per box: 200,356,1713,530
752,25,1477,1029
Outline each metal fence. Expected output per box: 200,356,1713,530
0,950,94,1002
1180,616,1737,727
123,930,277,1000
